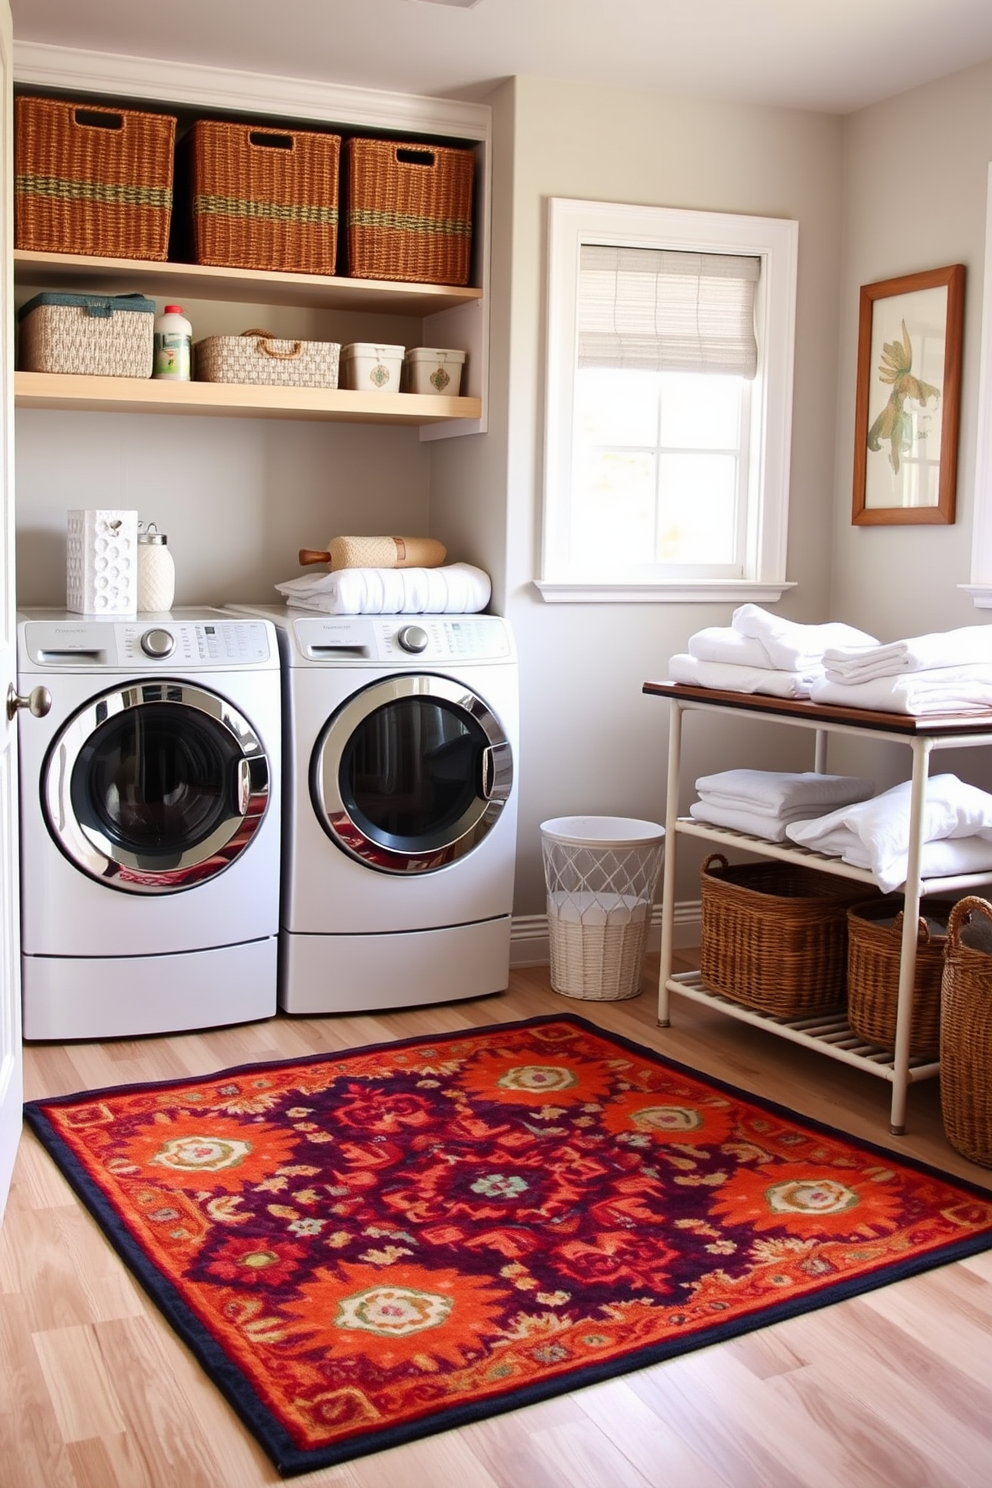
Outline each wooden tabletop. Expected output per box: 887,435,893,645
642,680,992,737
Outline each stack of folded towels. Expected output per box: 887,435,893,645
691,769,875,842
274,563,492,616
811,624,992,715
786,774,992,892
669,603,879,699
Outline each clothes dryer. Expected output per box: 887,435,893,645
226,606,518,1013
16,609,282,1039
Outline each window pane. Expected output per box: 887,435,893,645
658,372,741,449
575,368,658,446
572,450,656,564
658,453,738,562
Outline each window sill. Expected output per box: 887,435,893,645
533,579,797,604
960,583,992,609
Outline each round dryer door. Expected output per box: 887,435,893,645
312,673,513,874
42,680,270,893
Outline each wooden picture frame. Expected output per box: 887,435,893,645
852,263,965,525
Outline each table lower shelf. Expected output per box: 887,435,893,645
664,970,940,1085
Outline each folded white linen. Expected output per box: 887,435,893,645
689,801,806,841
687,627,775,668
822,624,992,683
274,563,492,616
693,768,875,814
785,774,992,891
782,824,992,889
668,652,820,698
732,603,879,672
809,665,992,715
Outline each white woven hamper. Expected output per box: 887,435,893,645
194,330,341,388
541,816,666,1000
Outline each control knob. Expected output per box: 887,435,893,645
397,624,429,654
140,627,176,658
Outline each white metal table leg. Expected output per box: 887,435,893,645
888,735,933,1134
657,700,683,1026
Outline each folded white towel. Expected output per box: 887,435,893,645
689,801,807,842
809,665,992,715
785,774,992,891
784,824,992,889
275,563,492,616
732,603,878,672
687,627,775,668
668,653,820,698
694,768,875,815
823,625,992,683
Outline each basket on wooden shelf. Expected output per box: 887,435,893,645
345,137,475,285
14,95,176,260
940,896,992,1167
18,291,156,378
190,120,341,275
846,896,956,1061
194,329,340,388
700,852,876,1017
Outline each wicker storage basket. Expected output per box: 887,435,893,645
700,852,875,1016
18,291,155,378
15,95,176,260
194,329,340,388
847,896,956,1060
345,137,475,285
190,120,341,275
940,896,992,1166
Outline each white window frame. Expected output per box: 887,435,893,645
536,198,799,603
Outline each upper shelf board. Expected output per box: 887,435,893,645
14,251,483,316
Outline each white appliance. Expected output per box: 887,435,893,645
226,606,519,1013
16,609,282,1040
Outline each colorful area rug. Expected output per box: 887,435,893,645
24,1014,992,1477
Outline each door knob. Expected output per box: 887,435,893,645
6,683,52,721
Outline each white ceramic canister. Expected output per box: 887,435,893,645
137,525,176,611
153,304,192,381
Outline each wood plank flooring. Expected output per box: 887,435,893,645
2,954,991,1488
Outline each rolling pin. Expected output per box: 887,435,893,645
298,536,448,570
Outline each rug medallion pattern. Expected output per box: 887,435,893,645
24,1015,992,1475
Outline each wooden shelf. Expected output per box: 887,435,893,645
14,250,483,316
14,372,482,425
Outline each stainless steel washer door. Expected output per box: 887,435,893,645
42,680,270,893
312,674,513,874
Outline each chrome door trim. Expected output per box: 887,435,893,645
312,673,513,874
42,680,270,893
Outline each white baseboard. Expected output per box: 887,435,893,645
509,900,701,969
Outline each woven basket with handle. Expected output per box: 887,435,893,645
194,329,340,388
846,896,956,1060
700,852,877,1017
345,137,475,285
940,895,992,1166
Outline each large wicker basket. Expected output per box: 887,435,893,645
345,137,475,285
15,95,176,260
940,896,992,1167
700,853,875,1016
846,897,955,1060
190,120,341,275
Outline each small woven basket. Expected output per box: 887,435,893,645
15,95,176,260
194,329,340,388
190,120,341,275
18,292,155,377
940,896,992,1167
700,853,875,1016
345,137,475,285
847,897,955,1060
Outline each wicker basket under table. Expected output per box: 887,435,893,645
700,852,877,1017
846,896,955,1060
940,896,992,1167
15,95,176,260
190,120,341,275
345,136,475,286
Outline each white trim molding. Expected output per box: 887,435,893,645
964,163,992,608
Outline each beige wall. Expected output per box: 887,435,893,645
491,77,845,912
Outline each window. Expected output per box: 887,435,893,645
537,199,799,603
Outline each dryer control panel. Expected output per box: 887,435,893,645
18,612,275,671
291,614,515,665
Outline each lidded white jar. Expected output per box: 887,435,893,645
137,526,176,612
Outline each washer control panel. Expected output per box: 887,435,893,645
19,614,274,670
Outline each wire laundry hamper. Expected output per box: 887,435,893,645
541,816,665,1001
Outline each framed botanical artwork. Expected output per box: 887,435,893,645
852,263,965,525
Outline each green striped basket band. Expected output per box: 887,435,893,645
194,195,338,227
348,208,472,238
16,175,172,209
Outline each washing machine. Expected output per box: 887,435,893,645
16,608,282,1040
226,605,518,1014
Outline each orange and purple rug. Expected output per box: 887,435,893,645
24,1014,992,1476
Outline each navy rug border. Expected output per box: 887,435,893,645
23,1011,992,1477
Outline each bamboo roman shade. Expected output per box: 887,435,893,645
577,245,761,378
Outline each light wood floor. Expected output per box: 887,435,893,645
3,954,991,1488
